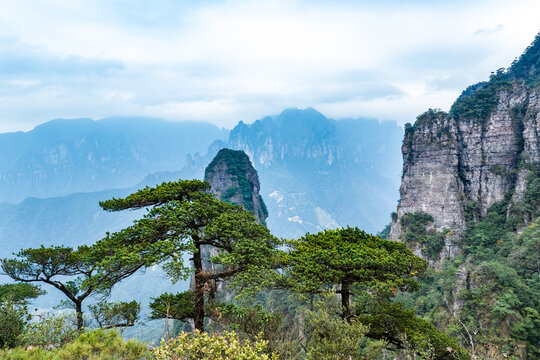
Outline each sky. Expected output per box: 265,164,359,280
0,0,539,132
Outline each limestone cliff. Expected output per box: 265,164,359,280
204,148,268,225
390,33,540,264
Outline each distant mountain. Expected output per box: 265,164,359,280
185,107,404,237
0,117,228,203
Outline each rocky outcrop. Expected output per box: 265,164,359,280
390,33,540,265
204,148,268,225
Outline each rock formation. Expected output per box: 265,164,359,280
204,148,268,225
389,33,540,265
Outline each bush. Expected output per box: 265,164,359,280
0,300,29,348
152,330,277,360
305,293,384,360
0,329,150,359
19,313,79,347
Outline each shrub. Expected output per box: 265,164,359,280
152,330,277,360
0,300,29,348
0,329,150,359
19,313,79,347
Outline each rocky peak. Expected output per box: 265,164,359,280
389,33,540,266
204,148,268,225
227,107,339,168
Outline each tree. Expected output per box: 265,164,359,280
283,227,470,359
149,291,194,322
89,301,140,329
0,283,44,304
284,227,427,319
96,180,280,331
0,283,44,349
1,245,140,330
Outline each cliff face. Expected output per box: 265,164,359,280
204,148,268,224
390,34,540,264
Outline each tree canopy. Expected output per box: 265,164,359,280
94,179,280,331
284,227,427,318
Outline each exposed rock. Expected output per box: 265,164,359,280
204,148,268,225
390,33,540,266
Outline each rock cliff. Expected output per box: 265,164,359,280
390,33,540,264
204,148,268,225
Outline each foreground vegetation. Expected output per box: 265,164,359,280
0,179,475,359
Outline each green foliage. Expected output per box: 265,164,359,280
355,300,470,360
404,212,540,359
211,302,282,343
149,291,194,322
0,300,29,349
450,78,512,122
0,283,44,304
305,293,385,360
377,222,391,239
89,301,139,328
400,212,446,259
0,329,150,359
152,330,277,360
285,227,427,318
522,167,540,219
0,283,44,348
19,313,79,347
95,179,280,331
506,32,540,86
490,165,507,176
99,179,211,211
0,244,137,329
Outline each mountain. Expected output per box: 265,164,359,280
389,33,540,263
0,117,228,203
186,107,404,237
389,33,540,359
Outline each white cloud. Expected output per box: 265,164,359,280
0,0,539,131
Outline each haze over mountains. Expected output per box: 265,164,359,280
0,108,402,254
0,117,228,203
0,107,403,318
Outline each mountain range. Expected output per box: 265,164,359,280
0,108,403,317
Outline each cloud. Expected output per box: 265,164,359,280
0,38,124,77
0,0,539,132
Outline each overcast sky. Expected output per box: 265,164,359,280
0,0,539,132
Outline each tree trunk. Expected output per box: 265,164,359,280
193,239,205,331
341,280,351,320
75,301,84,330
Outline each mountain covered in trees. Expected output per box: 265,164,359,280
389,32,540,359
